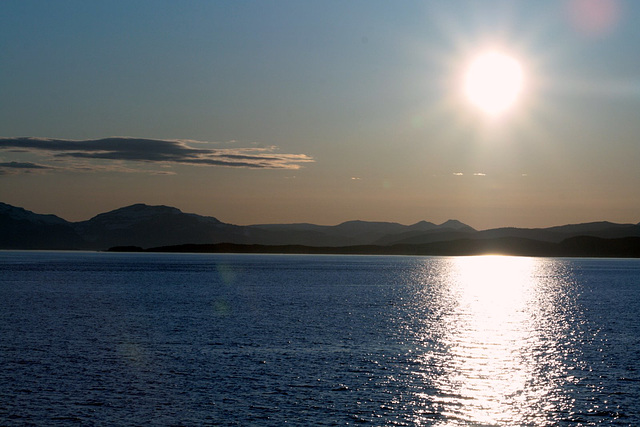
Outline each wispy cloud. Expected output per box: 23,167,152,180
452,172,487,177
0,161,51,169
0,161,54,175
0,137,314,173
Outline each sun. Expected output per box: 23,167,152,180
464,51,524,116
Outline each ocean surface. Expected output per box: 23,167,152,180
0,252,639,426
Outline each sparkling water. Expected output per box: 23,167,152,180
1,252,638,425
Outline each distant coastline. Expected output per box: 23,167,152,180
108,236,640,258
3,202,639,257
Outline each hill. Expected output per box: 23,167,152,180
1,202,639,257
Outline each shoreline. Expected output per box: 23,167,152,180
106,236,640,258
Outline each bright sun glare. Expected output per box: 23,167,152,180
465,51,524,116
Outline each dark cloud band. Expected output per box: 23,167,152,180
0,161,51,169
0,137,314,171
0,161,53,175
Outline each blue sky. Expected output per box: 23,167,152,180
1,0,639,229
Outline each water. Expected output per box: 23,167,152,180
0,252,638,425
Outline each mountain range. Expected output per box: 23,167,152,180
1,202,639,256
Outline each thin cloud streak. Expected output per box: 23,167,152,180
0,161,54,175
0,137,314,171
0,161,51,169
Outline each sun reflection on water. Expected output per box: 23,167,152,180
411,256,576,426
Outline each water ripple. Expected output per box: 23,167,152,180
0,252,639,425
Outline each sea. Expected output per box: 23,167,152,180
0,251,639,426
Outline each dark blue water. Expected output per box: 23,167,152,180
0,252,638,425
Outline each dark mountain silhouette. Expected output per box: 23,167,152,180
1,202,639,256
476,222,640,243
250,219,475,246
383,222,640,246
111,236,640,258
0,202,84,249
73,203,246,249
373,228,475,246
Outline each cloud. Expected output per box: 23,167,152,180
0,137,314,171
452,172,487,177
0,161,54,175
0,161,51,169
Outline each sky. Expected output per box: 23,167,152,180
1,0,639,230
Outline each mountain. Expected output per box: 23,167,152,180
474,222,640,243
249,219,473,246
0,202,69,225
385,222,640,246
0,202,84,249
373,220,476,245
73,204,246,249
0,202,639,256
